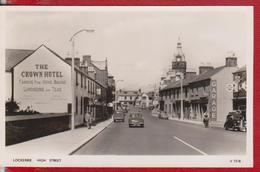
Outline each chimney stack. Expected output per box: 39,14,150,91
82,55,91,66
199,66,214,74
80,66,88,74
226,57,237,67
74,58,80,67
65,57,81,67
185,71,197,78
65,58,72,65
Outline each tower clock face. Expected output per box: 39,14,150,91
172,62,186,69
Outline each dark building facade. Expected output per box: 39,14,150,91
233,66,247,120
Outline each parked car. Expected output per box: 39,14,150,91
128,112,144,128
113,111,125,122
224,111,246,132
158,111,169,120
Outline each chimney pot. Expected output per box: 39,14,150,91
185,71,197,78
199,66,214,74
74,58,80,67
65,58,72,65
83,55,91,66
226,57,237,67
65,57,81,67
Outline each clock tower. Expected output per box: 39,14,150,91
172,39,187,79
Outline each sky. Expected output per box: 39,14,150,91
5,7,253,92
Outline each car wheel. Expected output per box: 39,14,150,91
129,124,131,128
114,120,116,122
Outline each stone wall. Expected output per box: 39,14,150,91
6,114,70,146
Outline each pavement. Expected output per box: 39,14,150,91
74,107,246,155
152,110,223,128
168,117,224,128
4,118,113,156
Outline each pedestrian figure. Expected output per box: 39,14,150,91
203,111,209,128
85,110,92,129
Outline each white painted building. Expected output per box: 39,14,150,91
5,45,107,127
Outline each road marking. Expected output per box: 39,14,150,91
173,136,208,155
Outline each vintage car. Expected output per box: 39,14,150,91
128,113,144,128
224,111,246,132
113,111,125,122
158,111,169,120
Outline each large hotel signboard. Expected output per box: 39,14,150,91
13,46,71,113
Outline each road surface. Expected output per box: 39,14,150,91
74,106,246,155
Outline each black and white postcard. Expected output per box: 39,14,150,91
0,6,254,167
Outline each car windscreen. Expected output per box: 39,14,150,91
130,113,142,118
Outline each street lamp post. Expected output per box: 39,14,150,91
69,29,95,130
180,73,184,120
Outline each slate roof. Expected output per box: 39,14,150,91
91,60,106,70
162,80,180,90
6,49,34,72
162,75,197,90
5,45,107,88
191,66,225,83
233,65,246,74
5,45,68,72
162,66,226,91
